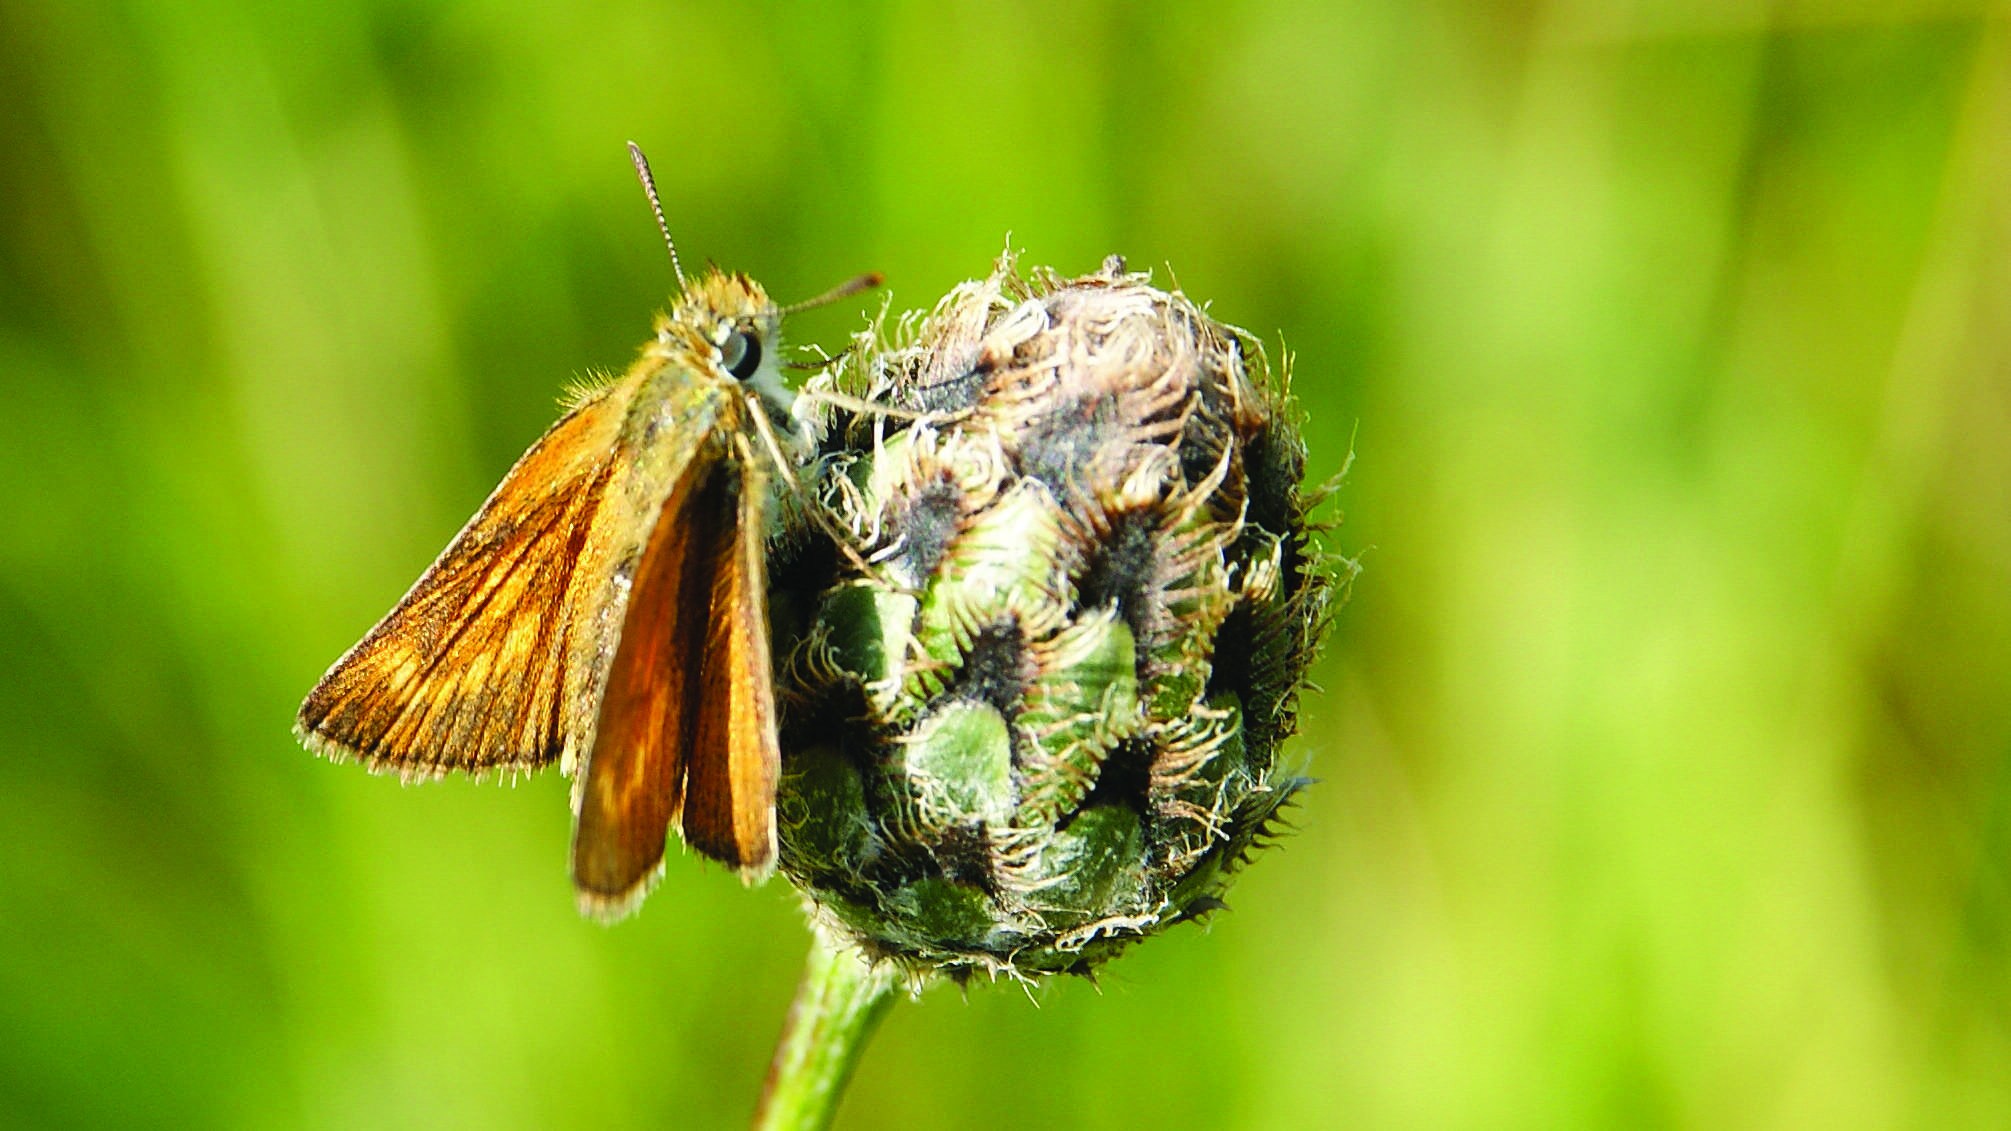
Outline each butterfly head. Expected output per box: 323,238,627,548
657,269,789,409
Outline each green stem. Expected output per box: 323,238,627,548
750,925,901,1131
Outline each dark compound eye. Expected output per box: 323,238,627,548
719,329,762,380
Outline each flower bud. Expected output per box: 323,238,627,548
774,254,1340,978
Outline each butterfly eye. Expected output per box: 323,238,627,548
719,329,762,380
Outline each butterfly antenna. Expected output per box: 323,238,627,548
782,272,883,315
627,141,685,289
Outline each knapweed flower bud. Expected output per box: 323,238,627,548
774,254,1339,978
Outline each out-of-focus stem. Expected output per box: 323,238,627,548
750,924,901,1131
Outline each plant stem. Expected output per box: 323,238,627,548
750,924,901,1131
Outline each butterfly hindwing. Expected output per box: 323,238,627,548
570,457,730,916
683,449,780,877
573,436,780,915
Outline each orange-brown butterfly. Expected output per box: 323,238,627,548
296,143,877,920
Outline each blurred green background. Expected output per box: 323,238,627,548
4,0,2009,1127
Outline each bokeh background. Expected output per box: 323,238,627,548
4,0,2009,1127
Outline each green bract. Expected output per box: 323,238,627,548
771,255,1339,978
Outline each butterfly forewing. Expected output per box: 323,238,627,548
296,387,637,778
295,343,737,772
